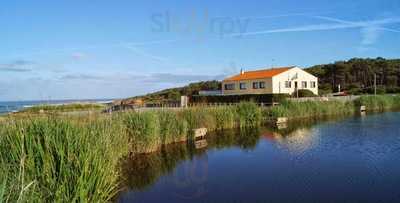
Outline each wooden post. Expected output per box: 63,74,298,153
193,128,207,139
374,74,377,96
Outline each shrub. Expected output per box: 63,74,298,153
385,87,400,94
294,89,317,97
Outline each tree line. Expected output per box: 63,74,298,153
128,57,400,103
306,57,400,94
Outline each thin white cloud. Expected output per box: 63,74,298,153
0,60,34,72
311,15,400,33
311,15,400,46
122,44,170,63
230,17,400,37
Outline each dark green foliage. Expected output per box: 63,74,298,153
127,80,222,103
191,94,289,104
295,89,317,97
306,57,400,94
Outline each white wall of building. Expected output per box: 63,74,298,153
272,67,318,95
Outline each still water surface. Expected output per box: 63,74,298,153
119,112,400,203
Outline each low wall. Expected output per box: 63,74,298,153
288,95,361,102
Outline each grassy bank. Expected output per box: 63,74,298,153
1,95,399,202
123,102,262,154
0,102,261,202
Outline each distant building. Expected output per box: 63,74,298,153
222,66,318,95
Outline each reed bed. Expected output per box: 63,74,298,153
0,115,129,202
0,96,398,202
265,100,355,119
122,102,262,153
354,95,400,111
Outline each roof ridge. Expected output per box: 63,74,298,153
244,66,295,73
223,66,295,82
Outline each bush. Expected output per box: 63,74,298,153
363,86,386,94
385,87,400,94
294,89,317,97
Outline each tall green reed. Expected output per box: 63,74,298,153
0,116,128,202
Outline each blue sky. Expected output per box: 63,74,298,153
1,0,400,101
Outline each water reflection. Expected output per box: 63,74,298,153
119,128,262,195
118,112,400,203
264,127,318,153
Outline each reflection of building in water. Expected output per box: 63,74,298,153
263,128,319,153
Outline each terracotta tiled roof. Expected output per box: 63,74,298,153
223,66,295,82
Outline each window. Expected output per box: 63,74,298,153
240,83,247,90
224,84,235,90
253,82,259,89
285,81,291,88
310,81,316,88
260,82,266,89
302,81,307,88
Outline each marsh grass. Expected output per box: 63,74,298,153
266,100,355,119
236,102,262,128
0,116,129,202
124,111,161,153
158,110,188,144
210,106,236,130
354,95,400,111
1,96,398,202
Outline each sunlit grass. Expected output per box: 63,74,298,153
0,96,398,202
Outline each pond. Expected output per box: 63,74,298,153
118,112,400,203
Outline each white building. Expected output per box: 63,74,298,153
222,66,318,95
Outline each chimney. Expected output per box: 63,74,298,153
240,69,245,75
